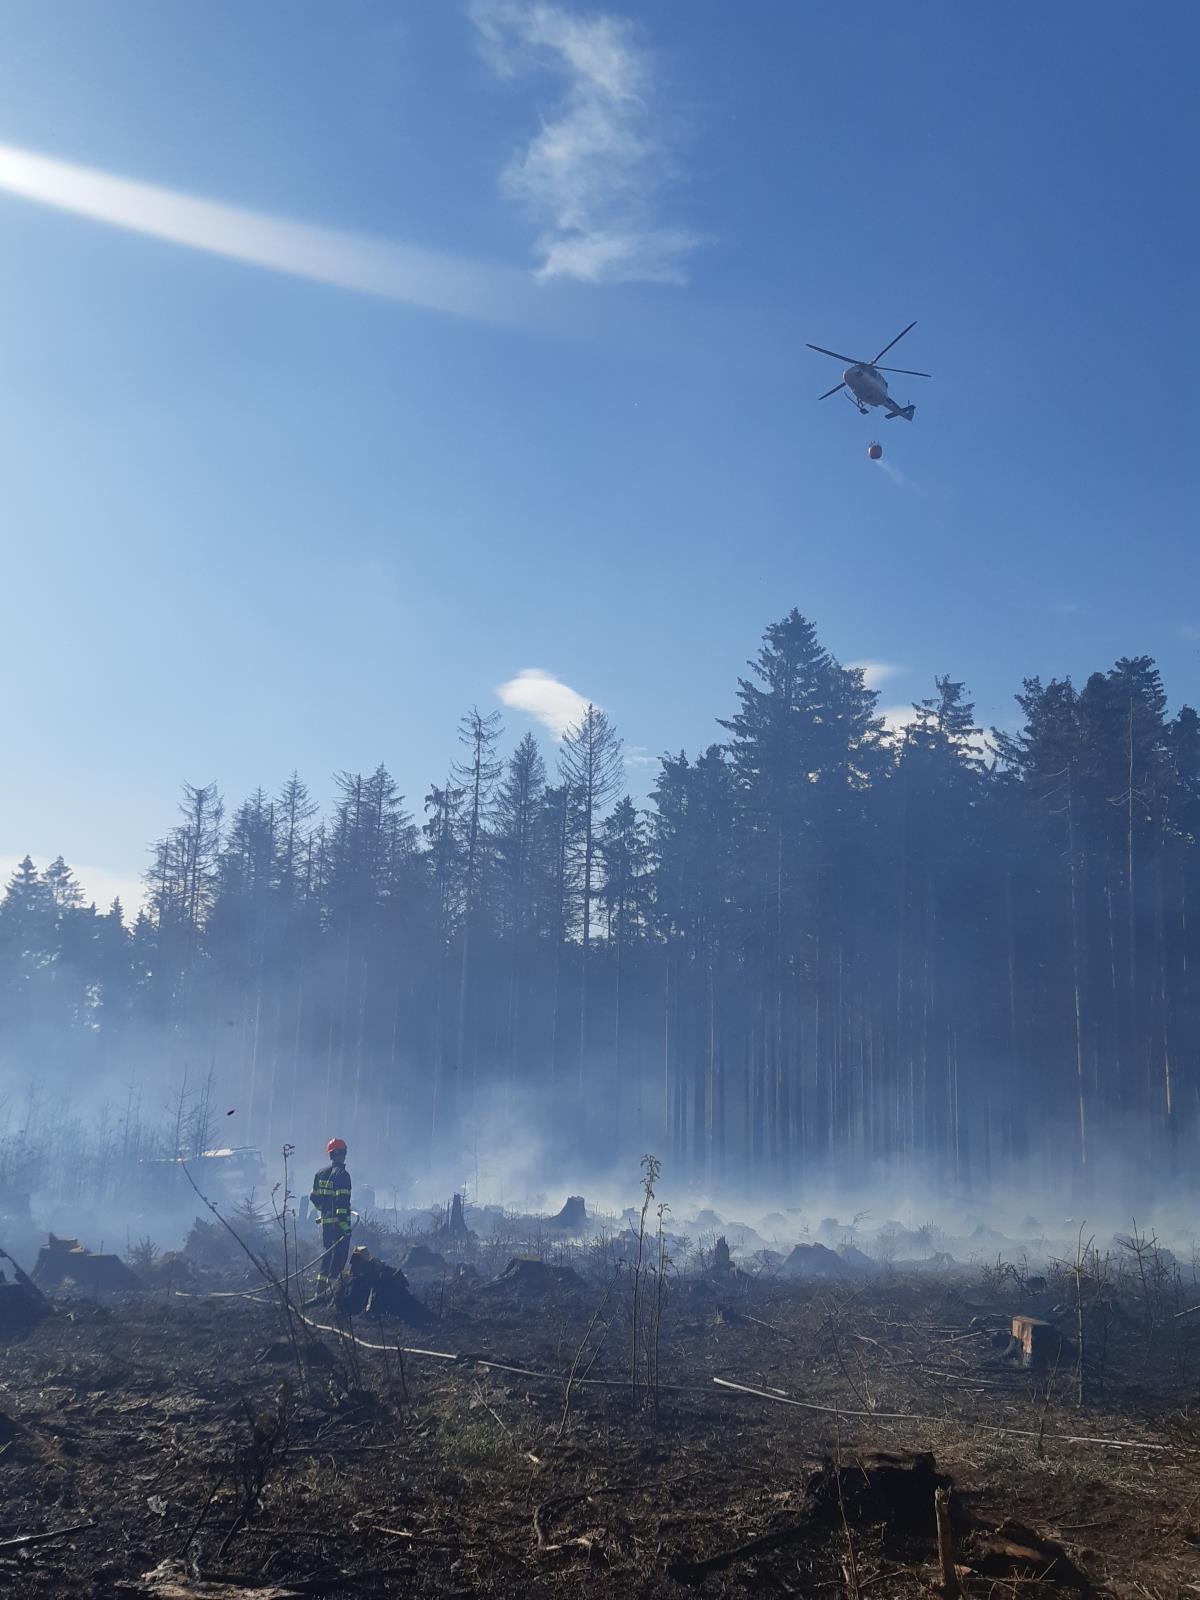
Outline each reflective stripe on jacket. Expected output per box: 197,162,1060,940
311,1163,352,1233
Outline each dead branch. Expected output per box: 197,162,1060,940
834,1413,862,1600
1035,1343,1062,1457
718,1304,798,1344
174,1479,221,1560
179,1160,307,1383
471,1380,513,1439
711,1376,1180,1451
0,1519,96,1552
935,1486,960,1598
557,1267,619,1442
300,1313,456,1360
666,1518,813,1583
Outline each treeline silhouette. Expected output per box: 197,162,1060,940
2,610,1196,1195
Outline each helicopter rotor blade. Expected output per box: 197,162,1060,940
876,366,931,377
817,382,847,401
807,343,862,365
871,320,918,363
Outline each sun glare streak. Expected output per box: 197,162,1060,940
0,141,532,324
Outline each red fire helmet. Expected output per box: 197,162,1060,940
326,1137,348,1156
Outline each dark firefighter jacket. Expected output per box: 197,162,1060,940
310,1163,352,1234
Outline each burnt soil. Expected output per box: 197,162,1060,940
2,1257,1199,1598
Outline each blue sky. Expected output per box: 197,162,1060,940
1,1,1196,909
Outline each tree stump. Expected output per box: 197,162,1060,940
32,1237,140,1292
1010,1315,1063,1369
549,1195,588,1232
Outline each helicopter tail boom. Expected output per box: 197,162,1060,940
883,402,915,421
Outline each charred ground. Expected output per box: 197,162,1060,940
2,1211,1200,1599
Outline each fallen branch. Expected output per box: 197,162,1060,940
0,1519,96,1552
302,1312,701,1392
284,1442,403,1454
718,1304,798,1344
469,1354,707,1394
175,1479,221,1560
300,1314,456,1361
369,1525,461,1546
711,1376,1178,1452
667,1519,810,1583
472,1382,513,1439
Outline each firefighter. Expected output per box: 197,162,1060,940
310,1137,352,1298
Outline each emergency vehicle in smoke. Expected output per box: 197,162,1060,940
137,1146,266,1207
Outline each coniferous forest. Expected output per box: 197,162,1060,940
2,610,1197,1203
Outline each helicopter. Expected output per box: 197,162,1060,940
806,320,930,421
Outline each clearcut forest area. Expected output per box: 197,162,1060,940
2,1190,1199,1599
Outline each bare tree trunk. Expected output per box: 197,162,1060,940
1066,766,1088,1172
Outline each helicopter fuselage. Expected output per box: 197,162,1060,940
843,364,915,421
844,364,889,410
807,323,925,421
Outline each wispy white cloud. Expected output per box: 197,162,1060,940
849,659,902,693
0,141,531,324
876,706,994,761
496,667,589,736
623,743,657,770
876,703,918,737
0,853,145,915
471,0,699,285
